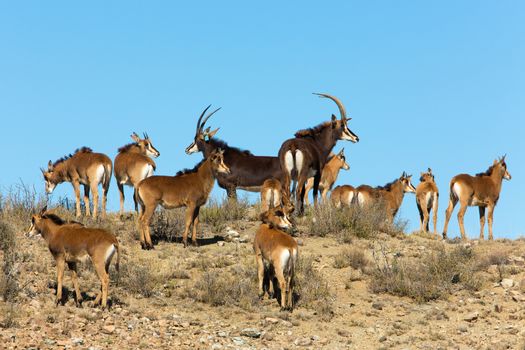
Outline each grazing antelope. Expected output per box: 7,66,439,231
254,207,298,311
330,185,356,208
355,172,416,220
137,149,230,249
416,168,439,236
442,156,511,241
303,149,350,205
41,147,112,218
278,93,359,214
27,207,120,309
185,106,284,199
114,132,160,214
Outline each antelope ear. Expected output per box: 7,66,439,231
427,167,432,173
338,148,345,156
331,114,337,127
208,128,220,139
47,160,53,171
39,205,47,215
493,159,498,165
131,132,141,142
501,154,506,162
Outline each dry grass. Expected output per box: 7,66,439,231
0,221,18,303
306,202,406,241
295,255,335,321
333,246,370,271
200,197,250,233
370,245,483,302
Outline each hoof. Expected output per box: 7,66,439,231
183,240,188,248
192,240,199,247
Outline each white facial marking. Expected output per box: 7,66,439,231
284,151,294,174
186,142,198,154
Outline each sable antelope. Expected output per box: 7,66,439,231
27,207,120,309
330,185,356,208
254,207,298,311
137,149,230,249
278,93,359,214
185,106,283,198
303,149,350,205
355,172,416,220
41,147,112,218
114,132,160,214
442,156,511,241
260,178,295,215
416,168,439,235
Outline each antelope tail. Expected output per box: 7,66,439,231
115,242,121,286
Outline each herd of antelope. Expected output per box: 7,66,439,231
28,93,511,311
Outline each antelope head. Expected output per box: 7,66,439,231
400,172,416,193
314,93,359,143
260,206,294,230
186,105,221,154
419,168,435,182
495,155,511,180
27,206,47,237
131,132,160,158
41,162,57,194
209,148,230,174
335,148,350,171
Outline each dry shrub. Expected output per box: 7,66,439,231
295,255,335,321
200,197,250,233
0,303,19,328
150,208,185,242
370,245,482,302
307,202,406,241
186,264,258,309
333,246,370,271
0,221,18,302
119,262,162,298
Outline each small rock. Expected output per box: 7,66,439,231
281,320,293,328
239,235,250,243
232,337,245,346
372,302,384,310
211,344,223,350
217,331,228,338
102,325,116,334
379,335,387,342
296,239,304,246
463,312,479,322
262,332,274,341
294,337,313,346
458,325,468,333
494,304,503,313
217,241,225,247
71,338,84,345
337,329,351,337
241,328,261,338
501,279,514,289
265,317,279,324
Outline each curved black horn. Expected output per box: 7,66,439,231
313,93,347,120
196,105,212,134
200,107,221,131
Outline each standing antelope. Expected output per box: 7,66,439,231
442,156,511,241
416,168,439,236
254,206,298,311
260,178,295,215
355,172,416,220
185,105,284,199
41,147,112,218
27,207,120,309
114,132,160,214
331,185,356,208
278,93,359,214
303,149,350,205
137,149,230,249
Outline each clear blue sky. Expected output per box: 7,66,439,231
1,1,523,238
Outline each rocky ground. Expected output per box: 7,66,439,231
2,208,525,350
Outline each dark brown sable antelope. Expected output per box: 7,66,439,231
416,168,439,235
114,132,160,214
303,149,350,205
330,185,356,208
442,156,511,241
185,105,283,198
41,147,112,218
254,206,298,311
278,93,359,214
355,172,416,220
27,207,120,309
137,149,230,249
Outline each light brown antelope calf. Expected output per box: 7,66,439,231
27,207,120,309
442,156,511,241
261,178,283,213
137,149,230,249
330,185,356,208
416,168,439,236
303,149,350,205
114,132,160,214
41,147,112,218
355,172,416,220
254,207,298,311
